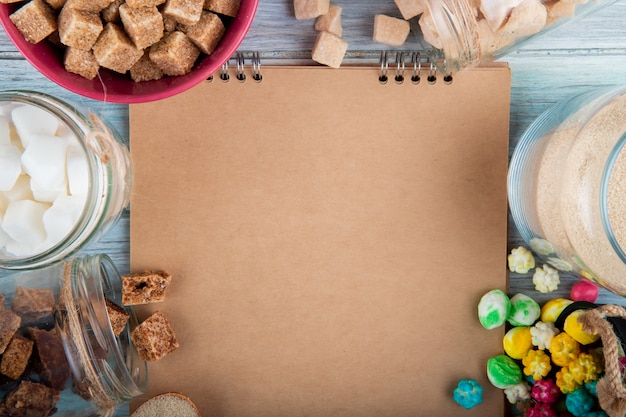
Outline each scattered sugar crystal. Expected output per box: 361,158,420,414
0,116,10,145
21,134,68,191
3,176,34,202
2,200,49,245
66,144,89,196
0,145,22,191
11,105,59,148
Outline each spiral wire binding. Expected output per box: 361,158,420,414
207,51,452,85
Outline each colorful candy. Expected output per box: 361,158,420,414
565,387,594,416
508,246,536,274
525,402,557,417
504,381,530,404
541,298,573,323
508,293,541,326
533,264,560,293
503,326,533,359
563,310,600,345
569,353,603,385
556,367,581,394
453,379,483,410
531,321,559,350
487,355,522,389
477,289,511,330
523,349,552,380
570,280,599,303
531,379,560,404
549,333,580,367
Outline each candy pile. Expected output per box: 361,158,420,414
0,102,88,258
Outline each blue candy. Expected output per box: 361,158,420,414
566,388,595,417
453,379,483,410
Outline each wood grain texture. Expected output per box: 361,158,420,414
1,0,626,414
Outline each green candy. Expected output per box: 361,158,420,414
507,293,540,326
477,289,511,330
486,355,522,389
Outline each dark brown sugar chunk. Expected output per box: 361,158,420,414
11,287,55,325
1,380,60,417
105,298,130,336
0,334,34,380
130,311,179,361
29,327,70,390
0,310,21,355
122,270,172,305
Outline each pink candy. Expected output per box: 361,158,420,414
525,402,556,417
570,280,599,303
532,379,560,404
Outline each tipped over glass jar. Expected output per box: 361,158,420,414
0,91,132,269
0,254,147,416
415,0,618,72
508,86,626,296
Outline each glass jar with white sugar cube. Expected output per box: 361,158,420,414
414,0,617,73
0,91,131,269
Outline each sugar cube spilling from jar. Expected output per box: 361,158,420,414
0,102,88,258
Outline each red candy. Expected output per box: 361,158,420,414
570,280,599,303
532,379,560,404
525,402,557,417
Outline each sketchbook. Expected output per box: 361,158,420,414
129,55,511,417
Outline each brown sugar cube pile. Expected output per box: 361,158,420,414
130,52,164,81
29,327,70,391
58,6,103,51
11,286,54,324
1,380,60,416
65,47,100,79
311,30,347,69
44,0,67,9
9,0,57,43
93,22,144,73
126,0,165,7
101,0,125,22
162,0,203,25
119,4,164,49
0,309,21,354
130,311,179,361
64,0,115,12
203,0,240,17
105,298,130,336
0,334,34,380
179,10,225,54
149,31,200,76
122,270,172,305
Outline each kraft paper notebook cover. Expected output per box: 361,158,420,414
129,62,511,417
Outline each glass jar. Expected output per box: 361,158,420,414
419,0,618,73
0,254,147,416
0,90,132,269
508,86,626,296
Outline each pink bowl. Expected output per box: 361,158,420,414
0,0,258,103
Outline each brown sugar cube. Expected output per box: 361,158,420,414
1,334,34,380
130,311,179,361
65,47,100,79
179,10,224,54
44,0,66,9
162,13,178,32
3,381,60,416
311,30,347,69
101,0,124,22
294,0,329,20
105,298,130,336
9,0,58,44
394,0,425,20
203,0,240,17
58,6,103,50
149,31,200,76
130,52,164,81
93,22,144,73
373,14,410,47
29,327,70,390
162,0,203,25
119,4,164,49
122,270,172,305
0,0,26,3
0,310,21,354
126,0,165,7
314,4,342,37
11,287,54,325
64,0,115,12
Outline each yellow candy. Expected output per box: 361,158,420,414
564,310,600,345
541,298,573,323
503,326,533,360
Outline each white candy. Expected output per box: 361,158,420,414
0,145,22,191
21,134,68,191
0,115,10,145
3,175,34,202
41,195,85,250
66,144,89,196
31,178,68,203
2,200,49,245
11,105,59,148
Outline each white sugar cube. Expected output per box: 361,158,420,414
31,178,68,203
41,195,86,248
0,145,22,191
480,0,524,32
4,240,39,257
66,144,89,196
0,116,10,145
4,175,34,202
0,226,10,249
0,193,7,215
0,104,16,117
21,134,68,190
11,105,60,148
2,200,49,245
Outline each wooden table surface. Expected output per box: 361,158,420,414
2,0,626,415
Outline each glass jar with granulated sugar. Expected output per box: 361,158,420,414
417,0,617,73
508,86,626,296
0,90,132,269
0,254,147,416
